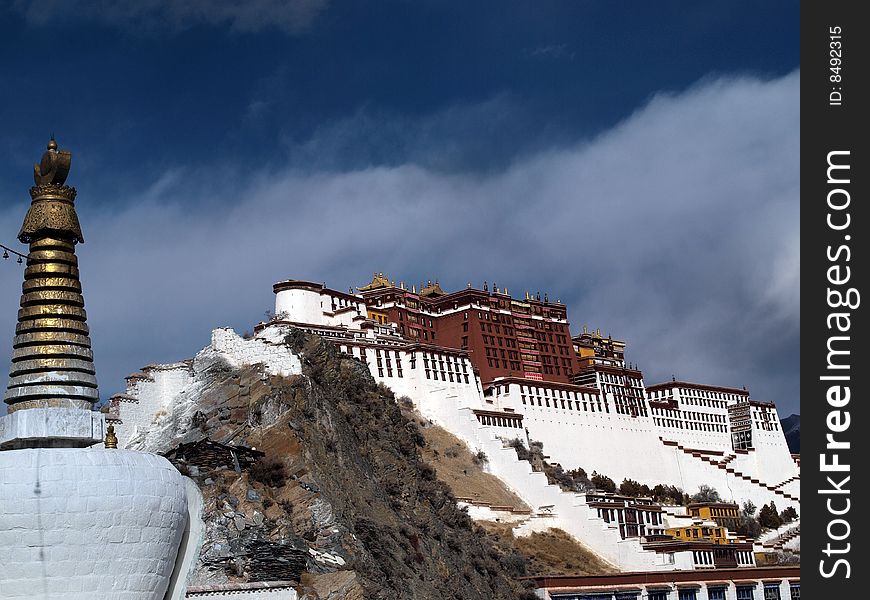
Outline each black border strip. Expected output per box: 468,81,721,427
801,1,868,595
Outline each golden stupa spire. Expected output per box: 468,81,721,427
4,139,98,414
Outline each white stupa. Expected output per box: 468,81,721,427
0,140,195,599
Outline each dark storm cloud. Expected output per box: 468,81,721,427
0,71,799,415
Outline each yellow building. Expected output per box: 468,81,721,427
367,310,389,325
666,522,733,544
687,502,741,531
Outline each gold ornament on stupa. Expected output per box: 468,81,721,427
3,139,99,413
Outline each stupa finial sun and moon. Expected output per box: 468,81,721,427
0,140,193,600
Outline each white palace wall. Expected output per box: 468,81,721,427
113,363,194,449
485,381,799,511
114,328,301,448
274,286,366,329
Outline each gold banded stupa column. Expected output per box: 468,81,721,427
1,139,103,448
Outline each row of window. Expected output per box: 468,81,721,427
596,507,662,526
423,369,470,384
522,395,609,414
420,353,468,373
518,384,596,400
648,387,743,409
652,417,728,433
475,413,523,428
560,584,797,600
611,396,648,417
481,333,517,348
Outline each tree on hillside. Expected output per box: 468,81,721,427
565,468,591,491
619,479,652,498
651,484,686,505
690,484,721,503
508,439,590,492
780,506,798,523
590,472,617,493
736,501,761,539
508,438,531,462
758,501,784,529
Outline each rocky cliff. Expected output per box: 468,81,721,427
132,330,537,599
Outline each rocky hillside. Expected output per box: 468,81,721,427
133,330,538,599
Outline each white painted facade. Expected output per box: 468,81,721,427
273,282,367,330
482,378,800,511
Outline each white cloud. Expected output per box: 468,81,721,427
0,70,800,413
11,0,329,34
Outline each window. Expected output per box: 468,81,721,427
678,590,697,600
789,584,799,600
648,591,669,600
763,585,781,600
708,587,726,600
736,586,755,600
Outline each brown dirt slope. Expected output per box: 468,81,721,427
478,523,616,576
412,417,529,510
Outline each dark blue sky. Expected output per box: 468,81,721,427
0,1,800,415
1,1,797,186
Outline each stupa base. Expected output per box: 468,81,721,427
0,407,105,450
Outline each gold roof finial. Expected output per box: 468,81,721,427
104,424,118,449
33,137,71,186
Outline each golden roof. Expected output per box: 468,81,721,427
420,279,446,298
358,271,392,291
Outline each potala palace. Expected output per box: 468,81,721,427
106,276,801,595
1,141,800,600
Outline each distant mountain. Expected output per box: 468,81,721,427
781,414,800,454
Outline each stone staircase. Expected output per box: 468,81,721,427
771,475,800,490
719,454,737,467
759,521,801,552
661,439,800,504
